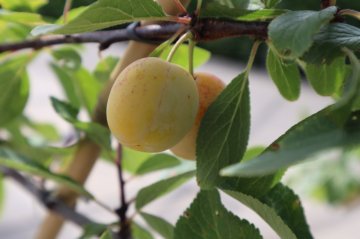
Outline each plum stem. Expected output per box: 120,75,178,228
62,0,73,23
166,31,193,62
245,40,261,78
189,39,196,76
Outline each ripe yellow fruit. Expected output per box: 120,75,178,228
171,72,225,160
106,57,199,152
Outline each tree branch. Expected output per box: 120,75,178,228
0,19,269,54
0,166,95,227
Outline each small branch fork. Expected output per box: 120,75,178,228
0,166,95,227
0,19,269,54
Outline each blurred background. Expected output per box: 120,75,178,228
0,0,360,238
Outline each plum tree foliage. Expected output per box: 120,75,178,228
0,0,360,238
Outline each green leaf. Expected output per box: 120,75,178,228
73,67,102,115
224,183,313,239
25,121,61,142
32,0,166,35
197,73,250,189
50,63,81,109
0,0,47,12
0,54,32,127
263,0,282,8
141,212,174,239
174,190,262,239
305,57,347,96
55,7,87,24
221,49,360,177
0,147,93,198
160,45,211,69
93,56,119,84
135,154,181,175
0,22,31,42
222,109,360,177
99,229,114,239
202,2,286,21
135,171,195,210
52,47,82,71
132,222,154,239
269,7,337,59
50,97,111,151
0,10,46,26
80,223,108,239
303,23,360,64
266,48,301,101
204,0,250,9
122,147,151,173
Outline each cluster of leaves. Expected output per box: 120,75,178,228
1,0,360,238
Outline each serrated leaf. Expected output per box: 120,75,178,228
50,97,111,151
221,50,360,177
305,57,347,96
303,23,360,64
222,108,360,177
266,48,301,101
269,7,337,59
0,54,32,127
174,190,262,239
32,0,166,35
202,2,286,21
135,154,181,175
197,73,250,189
0,147,93,198
136,171,195,210
224,183,313,239
141,212,174,239
132,222,154,239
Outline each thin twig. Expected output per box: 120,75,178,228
0,19,269,54
0,166,95,227
115,144,131,239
